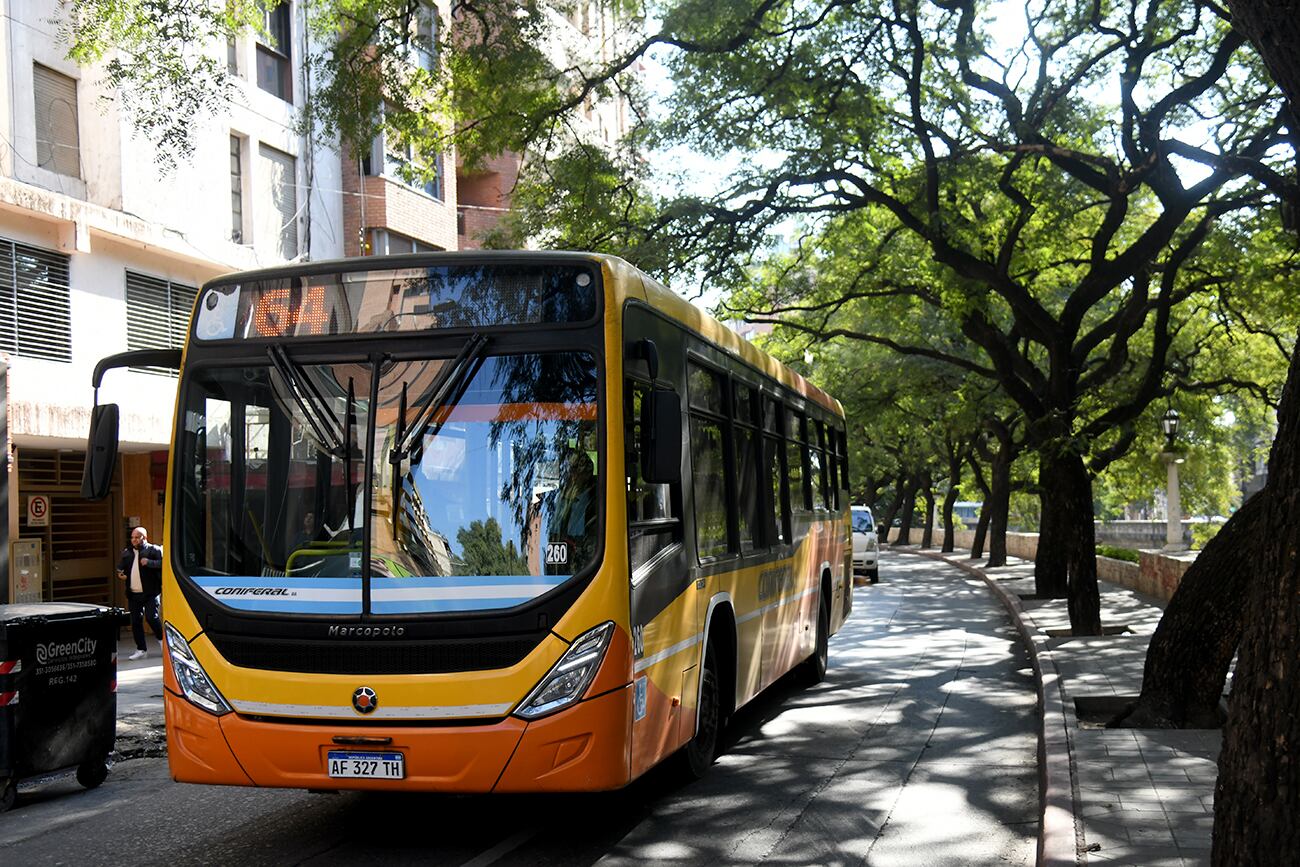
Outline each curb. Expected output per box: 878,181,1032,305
907,549,1081,867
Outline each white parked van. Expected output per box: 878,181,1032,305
851,505,879,583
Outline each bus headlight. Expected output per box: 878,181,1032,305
165,622,232,716
514,621,615,720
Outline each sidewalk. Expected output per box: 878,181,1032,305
908,548,1220,867
113,629,167,760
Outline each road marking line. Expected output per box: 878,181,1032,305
458,827,538,867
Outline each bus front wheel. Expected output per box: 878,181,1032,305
677,644,721,780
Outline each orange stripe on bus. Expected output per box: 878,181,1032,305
373,402,597,427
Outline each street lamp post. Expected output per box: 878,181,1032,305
1160,409,1185,551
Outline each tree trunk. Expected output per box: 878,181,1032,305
876,476,905,544
1112,491,1265,729
893,477,918,546
1037,451,1101,634
1034,452,1070,598
920,481,935,548
1213,337,1300,863
864,478,887,512
971,507,990,558
986,446,1012,567
1206,3,1300,859
967,455,991,558
941,484,959,553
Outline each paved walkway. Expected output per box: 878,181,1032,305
908,547,1220,867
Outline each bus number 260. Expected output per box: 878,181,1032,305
545,543,569,566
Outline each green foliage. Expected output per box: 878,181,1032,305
1190,521,1224,550
478,142,674,270
60,0,267,164
454,517,528,576
1096,545,1140,563
1008,490,1042,533
54,0,1299,538
56,0,654,219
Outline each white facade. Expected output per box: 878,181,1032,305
0,0,349,604
1,0,345,450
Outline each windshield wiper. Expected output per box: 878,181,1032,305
389,334,489,542
267,344,346,457
391,333,489,465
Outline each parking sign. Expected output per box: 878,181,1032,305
27,495,50,527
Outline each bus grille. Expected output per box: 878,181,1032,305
206,633,541,675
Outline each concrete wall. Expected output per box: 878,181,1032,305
1096,555,1140,587
1094,520,1198,550
942,528,1195,602
948,529,1039,561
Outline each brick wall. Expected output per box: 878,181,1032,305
457,205,510,249
456,151,522,249
1136,550,1196,601
341,147,459,254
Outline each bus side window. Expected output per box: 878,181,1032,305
809,419,826,511
732,382,760,553
687,361,731,560
626,380,680,576
836,426,849,504
761,395,787,546
787,410,809,512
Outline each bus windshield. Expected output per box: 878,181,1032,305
175,351,600,616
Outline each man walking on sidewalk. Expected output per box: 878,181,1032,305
118,526,163,661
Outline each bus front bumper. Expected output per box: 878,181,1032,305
164,684,632,793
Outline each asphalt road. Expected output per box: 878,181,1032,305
0,552,1039,866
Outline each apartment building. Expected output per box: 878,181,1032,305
0,1,357,605
0,0,630,605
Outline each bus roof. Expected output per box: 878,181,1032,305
199,250,843,417
604,255,843,418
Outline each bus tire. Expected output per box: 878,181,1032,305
868,567,879,584
676,643,721,780
800,591,830,685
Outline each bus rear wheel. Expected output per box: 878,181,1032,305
800,593,830,685
677,644,721,780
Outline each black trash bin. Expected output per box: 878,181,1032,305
0,602,125,811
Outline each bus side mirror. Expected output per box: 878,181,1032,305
642,389,682,485
81,348,181,501
81,403,120,501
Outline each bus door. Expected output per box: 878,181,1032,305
623,322,689,774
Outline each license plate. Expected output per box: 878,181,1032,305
326,751,405,779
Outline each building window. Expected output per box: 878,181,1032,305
125,271,198,376
230,135,246,243
366,229,438,256
258,143,298,259
384,136,444,200
413,8,437,73
256,2,293,102
33,64,80,178
0,237,72,362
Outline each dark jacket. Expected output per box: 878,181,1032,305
118,542,164,597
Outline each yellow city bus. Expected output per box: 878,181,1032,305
84,252,852,792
